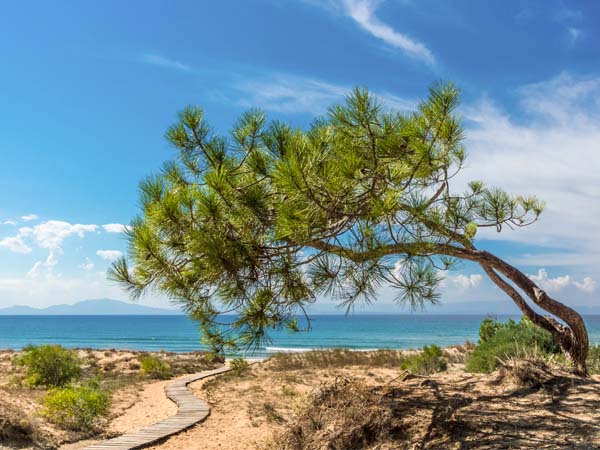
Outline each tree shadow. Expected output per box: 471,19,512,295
379,373,600,449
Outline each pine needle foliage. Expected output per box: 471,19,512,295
110,82,545,354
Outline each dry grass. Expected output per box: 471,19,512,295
266,345,473,372
266,348,408,370
271,376,401,450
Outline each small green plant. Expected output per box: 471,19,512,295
587,345,600,375
17,345,81,387
139,355,172,380
42,380,110,431
401,344,447,375
479,317,503,343
466,317,561,373
230,357,249,376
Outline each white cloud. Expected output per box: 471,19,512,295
102,223,128,233
0,235,32,254
20,214,39,222
339,0,434,64
0,220,17,226
574,277,597,294
78,258,95,271
31,221,97,250
27,261,43,277
448,274,483,290
234,73,414,114
462,73,600,268
0,271,124,307
437,272,483,295
96,250,123,261
528,269,571,293
44,251,59,268
528,269,596,294
304,0,434,64
141,53,193,72
0,220,98,270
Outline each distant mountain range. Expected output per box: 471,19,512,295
0,298,597,316
0,298,183,315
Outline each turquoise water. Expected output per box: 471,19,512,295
2,315,600,356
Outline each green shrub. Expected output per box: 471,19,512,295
230,357,249,376
17,345,81,388
139,355,172,379
401,344,447,375
42,380,110,431
479,317,503,343
587,345,600,375
465,317,560,373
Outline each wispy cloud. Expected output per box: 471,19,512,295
103,223,128,233
306,0,434,64
462,72,600,281
20,214,38,222
553,4,584,45
0,234,32,254
342,0,434,63
78,258,95,271
140,53,194,72
567,26,582,44
553,4,583,23
232,73,414,114
96,249,123,261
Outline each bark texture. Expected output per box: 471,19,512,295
478,251,589,375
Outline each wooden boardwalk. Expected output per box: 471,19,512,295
84,366,232,450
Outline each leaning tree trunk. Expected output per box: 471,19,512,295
476,250,589,375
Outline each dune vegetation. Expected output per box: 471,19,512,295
0,347,221,449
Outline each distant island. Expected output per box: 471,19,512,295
0,298,183,315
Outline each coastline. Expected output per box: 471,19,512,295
2,314,600,356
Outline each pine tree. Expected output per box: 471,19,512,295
109,82,589,374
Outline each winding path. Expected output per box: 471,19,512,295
84,366,232,450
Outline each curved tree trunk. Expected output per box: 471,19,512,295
310,240,591,374
477,250,589,375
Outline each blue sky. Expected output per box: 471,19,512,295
0,0,599,312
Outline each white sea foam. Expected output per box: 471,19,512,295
265,347,381,353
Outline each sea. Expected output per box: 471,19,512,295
2,315,600,357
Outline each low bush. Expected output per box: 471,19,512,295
42,381,110,431
587,345,600,375
139,355,172,379
401,344,448,375
230,357,250,376
17,345,81,388
465,317,561,373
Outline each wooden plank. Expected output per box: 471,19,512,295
82,363,245,450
